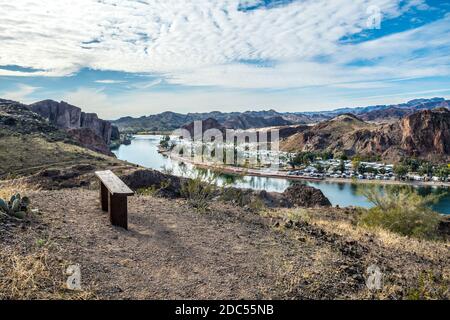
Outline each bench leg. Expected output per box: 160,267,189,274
100,182,109,211
108,194,128,230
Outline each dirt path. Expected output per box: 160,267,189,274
25,189,366,299
4,188,445,299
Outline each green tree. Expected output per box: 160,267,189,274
338,159,346,173
436,166,449,181
418,163,434,178
394,164,408,179
358,186,442,239
357,163,367,174
314,163,324,173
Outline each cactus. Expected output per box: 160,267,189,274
0,193,31,219
0,198,8,212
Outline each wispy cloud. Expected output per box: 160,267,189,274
0,84,39,103
0,0,441,89
0,0,449,116
94,80,127,84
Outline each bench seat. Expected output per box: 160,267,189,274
95,170,134,229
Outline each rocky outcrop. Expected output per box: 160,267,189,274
282,183,332,207
68,128,114,156
111,125,120,141
119,169,332,208
30,100,82,129
80,112,112,144
281,108,450,162
30,100,113,156
398,108,450,157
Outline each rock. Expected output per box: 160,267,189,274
111,125,120,140
120,169,184,198
80,112,112,145
30,100,113,151
68,128,113,156
282,183,331,207
30,100,81,129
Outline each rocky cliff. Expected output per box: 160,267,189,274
30,100,113,155
281,109,450,162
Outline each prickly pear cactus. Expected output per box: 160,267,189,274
0,193,31,219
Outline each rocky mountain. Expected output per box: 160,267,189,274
113,110,296,132
281,108,450,163
30,100,114,145
0,99,119,178
112,97,449,132
181,118,226,137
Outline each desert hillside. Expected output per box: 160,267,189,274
0,100,125,179
281,108,450,163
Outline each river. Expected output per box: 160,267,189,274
112,135,450,214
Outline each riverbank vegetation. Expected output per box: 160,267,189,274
357,187,444,240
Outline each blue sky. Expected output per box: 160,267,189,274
0,0,449,119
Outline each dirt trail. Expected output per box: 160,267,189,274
24,189,364,299
3,188,445,299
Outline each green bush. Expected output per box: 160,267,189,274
358,187,442,239
181,172,218,213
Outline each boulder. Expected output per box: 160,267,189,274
282,183,331,207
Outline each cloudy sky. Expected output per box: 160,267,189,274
0,0,449,119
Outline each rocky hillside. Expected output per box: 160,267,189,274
30,100,118,152
0,100,122,178
281,108,450,162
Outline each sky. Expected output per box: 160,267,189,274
0,0,449,119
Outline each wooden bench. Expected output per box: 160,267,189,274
95,170,134,230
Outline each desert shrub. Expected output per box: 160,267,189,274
181,172,218,213
137,180,172,197
358,186,442,239
407,270,449,300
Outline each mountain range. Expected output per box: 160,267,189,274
112,98,450,132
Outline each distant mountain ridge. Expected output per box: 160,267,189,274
112,97,450,132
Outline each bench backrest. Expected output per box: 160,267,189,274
95,170,134,196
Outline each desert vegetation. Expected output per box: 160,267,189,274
357,186,444,240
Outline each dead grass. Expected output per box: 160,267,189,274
0,135,121,178
0,178,40,200
0,247,95,300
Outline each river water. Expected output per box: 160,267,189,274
112,135,450,214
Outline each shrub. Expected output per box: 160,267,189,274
181,172,218,213
358,186,442,239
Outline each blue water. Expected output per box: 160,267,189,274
113,135,450,214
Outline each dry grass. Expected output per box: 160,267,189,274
0,179,97,300
0,247,95,300
0,178,40,200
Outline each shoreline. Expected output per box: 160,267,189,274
165,152,450,188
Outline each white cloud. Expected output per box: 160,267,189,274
94,80,127,84
0,0,443,90
0,84,39,103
